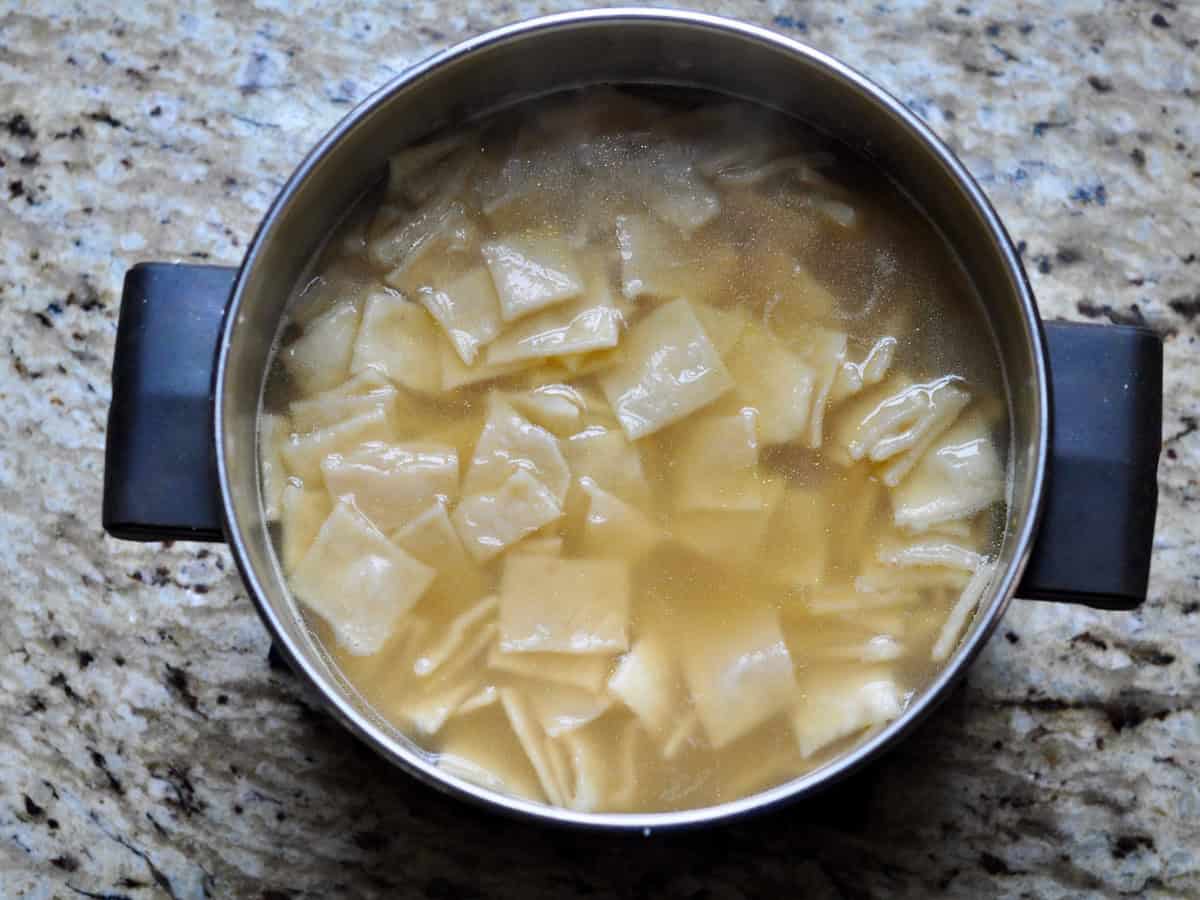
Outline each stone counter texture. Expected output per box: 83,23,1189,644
1,1,1197,897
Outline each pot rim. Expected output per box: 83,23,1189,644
213,7,1049,831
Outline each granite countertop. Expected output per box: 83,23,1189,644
1,1,1197,897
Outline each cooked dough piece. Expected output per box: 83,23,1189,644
279,482,331,573
854,563,970,593
484,279,620,365
499,689,569,806
462,397,571,503
291,501,435,656
281,406,394,482
322,441,458,534
511,534,565,556
613,212,738,304
647,166,721,233
499,555,630,654
288,371,399,433
487,647,612,693
578,477,664,560
412,595,499,678
371,199,476,276
438,340,527,391
693,303,749,358
416,267,504,366
600,298,734,440
385,132,470,201
877,535,983,572
260,414,289,520
683,610,797,748
932,560,996,661
507,384,585,436
674,478,784,566
563,425,649,506
452,469,563,563
834,376,970,486
793,668,902,758
725,325,816,445
671,409,765,512
482,234,584,322
830,336,897,404
528,683,612,738
391,499,486,600
763,486,830,589
792,327,848,448
607,636,680,737
892,413,1005,532
349,292,442,393
282,300,361,395
806,584,918,614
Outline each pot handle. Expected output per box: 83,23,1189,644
1016,321,1163,609
103,263,238,543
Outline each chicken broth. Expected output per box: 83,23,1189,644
259,88,1009,813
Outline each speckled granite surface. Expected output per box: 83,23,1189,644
1,1,1197,897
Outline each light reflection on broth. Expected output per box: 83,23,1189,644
259,88,1009,813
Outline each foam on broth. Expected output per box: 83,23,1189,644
259,87,1009,813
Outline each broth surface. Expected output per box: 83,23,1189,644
259,88,1009,813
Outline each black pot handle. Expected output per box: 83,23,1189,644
1017,321,1163,610
102,263,238,543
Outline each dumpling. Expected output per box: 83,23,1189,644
876,535,983,572
600,298,734,440
281,300,361,395
833,376,970,486
762,486,830,589
724,325,815,446
322,441,458,534
563,425,650,507
682,609,797,748
391,499,487,601
673,477,784,566
279,482,332,573
792,668,902,758
416,267,504,366
506,384,585,436
577,477,664,560
260,413,289,520
280,406,394,482
499,555,630,654
462,397,571,503
613,213,738,304
528,683,612,738
411,595,498,678
671,408,766,512
482,234,585,322
290,501,435,656
484,277,620,365
452,469,563,562
790,327,848,448
487,647,613,693
349,292,442,393
607,635,680,737
288,370,400,433
829,336,897,404
370,199,476,277
892,413,1005,532
931,560,996,661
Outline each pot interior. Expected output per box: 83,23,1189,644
216,10,1046,827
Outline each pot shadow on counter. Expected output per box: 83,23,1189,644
265,646,984,897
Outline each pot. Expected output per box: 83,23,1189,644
102,9,1163,829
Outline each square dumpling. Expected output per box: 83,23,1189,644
499,555,630,654
563,425,649,506
260,413,289,520
321,441,458,534
438,339,527,391
577,477,664,560
417,267,503,366
452,469,564,562
282,299,361,396
482,234,584,322
487,647,613,693
671,408,766,511
600,298,734,440
792,668,902,758
892,413,1005,532
279,482,332,573
290,501,436,656
614,213,737,304
349,291,442,393
762,486,830,589
507,384,585,436
607,635,680,736
462,397,571,503
674,478,784,566
725,325,815,446
289,371,399,433
281,406,394,482
484,278,620,366
682,609,797,748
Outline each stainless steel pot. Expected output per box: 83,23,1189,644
102,9,1162,830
